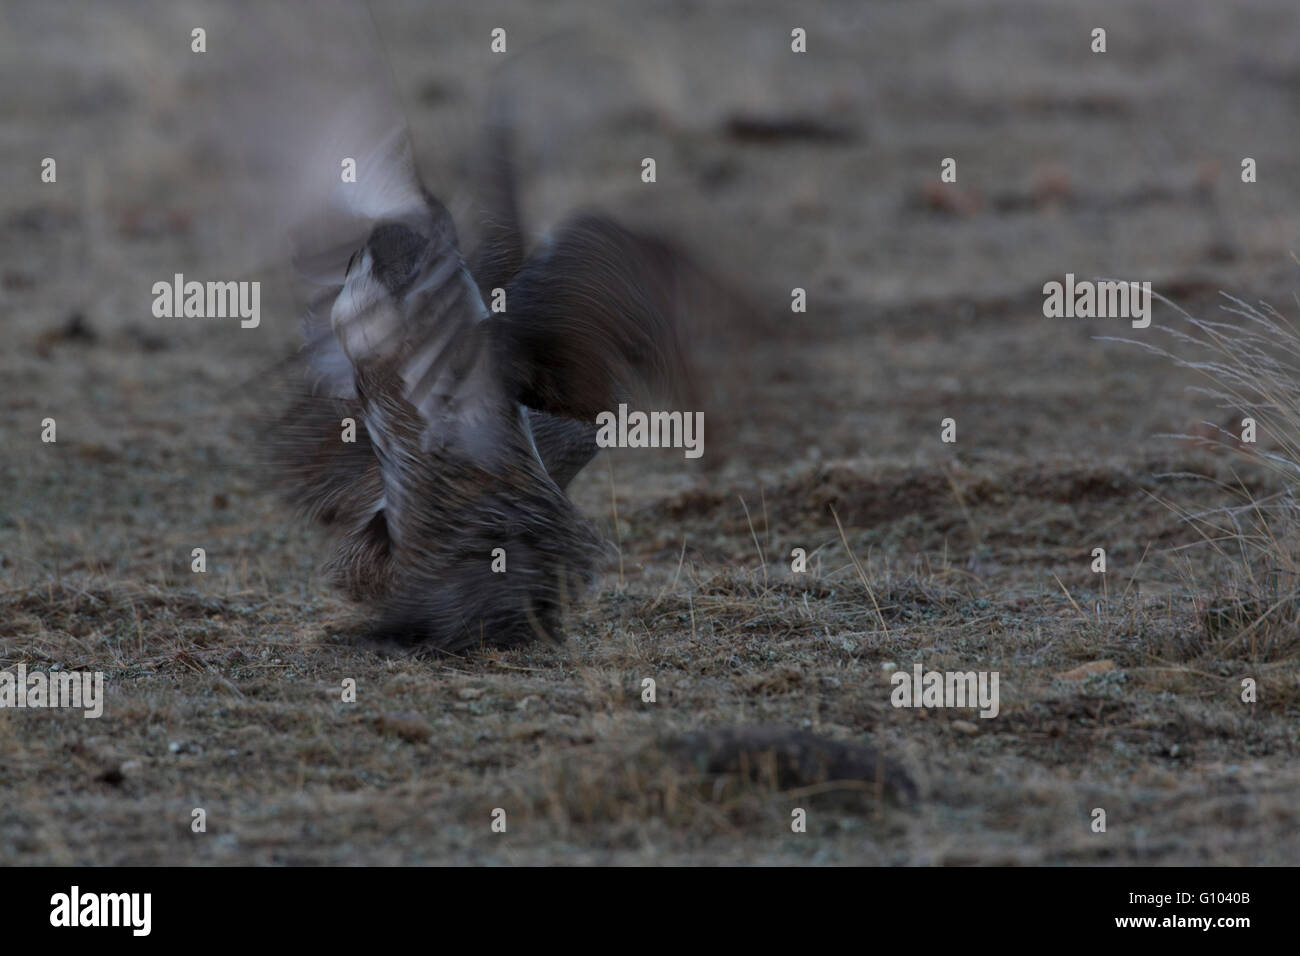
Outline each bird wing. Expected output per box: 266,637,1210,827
323,180,509,465
196,0,508,461
495,212,703,422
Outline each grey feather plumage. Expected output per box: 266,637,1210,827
264,93,707,652
199,0,717,651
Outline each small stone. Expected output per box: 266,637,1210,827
1056,659,1115,681
951,720,980,735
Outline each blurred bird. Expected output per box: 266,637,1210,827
262,88,709,653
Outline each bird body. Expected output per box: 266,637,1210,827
266,109,700,653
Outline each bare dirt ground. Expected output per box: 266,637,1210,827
2,0,1299,864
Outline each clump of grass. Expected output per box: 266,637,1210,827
1111,287,1300,660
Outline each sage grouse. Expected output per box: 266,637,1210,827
266,102,702,654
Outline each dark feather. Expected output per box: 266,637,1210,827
494,214,698,421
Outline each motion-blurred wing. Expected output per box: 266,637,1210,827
207,0,510,461
496,213,702,421
329,196,508,463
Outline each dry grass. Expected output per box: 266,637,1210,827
1111,288,1300,665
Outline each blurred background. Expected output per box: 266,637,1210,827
3,0,1298,491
